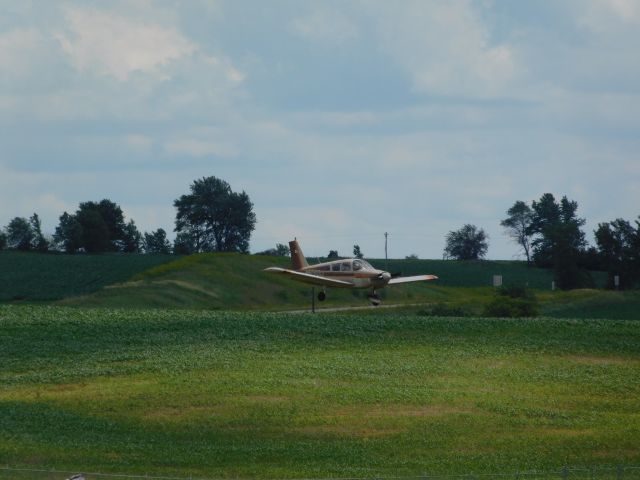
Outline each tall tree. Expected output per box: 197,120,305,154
54,199,132,253
29,213,49,252
54,212,83,253
5,217,34,251
501,200,533,264
120,219,142,253
174,176,256,253
353,244,363,259
443,224,489,260
594,218,640,289
528,193,588,289
143,228,172,254
75,206,112,253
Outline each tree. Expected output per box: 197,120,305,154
174,176,256,253
29,213,49,252
501,200,533,264
120,219,142,253
327,250,339,259
54,212,83,253
528,193,589,289
54,199,132,253
595,217,640,289
173,232,197,255
353,244,363,259
5,217,34,251
143,229,172,254
405,253,419,260
75,206,112,253
443,224,488,260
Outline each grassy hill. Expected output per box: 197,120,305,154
56,253,567,310
3,251,634,318
1,306,639,478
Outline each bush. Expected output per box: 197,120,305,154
483,286,538,317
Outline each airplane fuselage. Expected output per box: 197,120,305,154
300,258,390,289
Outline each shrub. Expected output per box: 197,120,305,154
483,286,538,317
417,303,470,317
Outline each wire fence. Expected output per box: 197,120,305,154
1,466,640,480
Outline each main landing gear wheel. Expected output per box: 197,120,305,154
317,290,326,302
368,292,381,307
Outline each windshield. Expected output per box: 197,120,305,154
353,259,374,271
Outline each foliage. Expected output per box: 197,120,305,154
405,253,419,260
1,306,639,478
501,200,533,264
174,176,256,254
5,217,34,251
143,228,172,254
594,217,640,289
443,224,488,260
53,211,82,253
482,285,538,317
0,230,6,250
3,214,48,252
327,249,339,259
512,193,591,290
254,243,290,256
120,219,142,253
353,244,363,259
54,199,132,253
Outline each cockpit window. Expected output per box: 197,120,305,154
354,260,373,270
331,263,341,272
341,262,351,272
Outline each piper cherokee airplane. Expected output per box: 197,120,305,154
264,239,438,306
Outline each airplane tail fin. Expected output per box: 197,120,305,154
289,239,309,271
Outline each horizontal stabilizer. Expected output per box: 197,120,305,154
388,274,438,285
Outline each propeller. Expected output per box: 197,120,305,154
376,272,392,282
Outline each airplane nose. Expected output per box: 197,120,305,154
380,272,391,282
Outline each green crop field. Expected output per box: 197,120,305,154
0,251,176,302
1,305,639,479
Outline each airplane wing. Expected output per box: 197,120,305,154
388,274,438,285
263,267,354,287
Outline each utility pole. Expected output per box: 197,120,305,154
384,232,388,271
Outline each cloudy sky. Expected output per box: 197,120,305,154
1,0,639,259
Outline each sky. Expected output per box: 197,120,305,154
1,0,639,259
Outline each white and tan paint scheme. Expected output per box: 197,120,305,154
264,239,437,306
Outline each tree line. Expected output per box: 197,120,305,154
0,176,255,256
1,181,638,290
443,193,640,290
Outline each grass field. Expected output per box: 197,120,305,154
1,305,639,478
0,251,176,302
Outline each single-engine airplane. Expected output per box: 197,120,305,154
264,239,437,306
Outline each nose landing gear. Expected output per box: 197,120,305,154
367,290,381,306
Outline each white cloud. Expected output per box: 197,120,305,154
164,127,239,158
368,1,519,98
292,8,359,46
580,0,640,29
55,7,196,81
0,28,42,75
